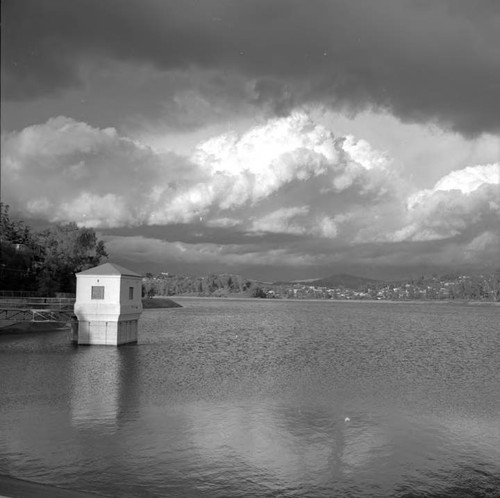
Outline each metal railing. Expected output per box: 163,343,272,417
0,297,76,323
0,290,75,298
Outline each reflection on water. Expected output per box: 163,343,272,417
71,348,121,429
0,299,499,497
182,401,390,488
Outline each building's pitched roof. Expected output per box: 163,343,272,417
76,262,141,277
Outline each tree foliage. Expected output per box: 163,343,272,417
141,272,259,298
1,203,40,291
1,203,36,246
1,204,108,295
35,222,108,294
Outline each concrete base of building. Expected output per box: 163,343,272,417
75,318,139,345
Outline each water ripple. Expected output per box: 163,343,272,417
1,299,499,497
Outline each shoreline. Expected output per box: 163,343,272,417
0,475,109,498
167,295,500,305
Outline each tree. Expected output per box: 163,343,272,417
0,203,40,291
249,284,267,298
36,222,108,295
147,287,156,298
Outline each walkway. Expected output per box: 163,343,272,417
0,297,75,325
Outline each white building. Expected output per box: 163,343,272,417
74,263,143,345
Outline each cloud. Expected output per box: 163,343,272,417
431,163,500,195
3,112,498,278
250,206,310,235
391,163,500,242
462,231,500,264
1,116,201,227
3,0,499,135
2,113,393,232
190,111,392,206
104,235,323,272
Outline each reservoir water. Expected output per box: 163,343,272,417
1,298,499,497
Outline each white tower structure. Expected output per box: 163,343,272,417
74,263,143,345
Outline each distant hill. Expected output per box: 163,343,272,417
306,273,379,289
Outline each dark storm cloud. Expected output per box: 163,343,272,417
3,0,500,134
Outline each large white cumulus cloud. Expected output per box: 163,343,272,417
153,112,394,235
2,113,392,232
2,116,201,227
192,112,391,202
392,163,500,242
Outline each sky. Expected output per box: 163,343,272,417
1,0,499,281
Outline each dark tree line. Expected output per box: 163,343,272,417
142,272,268,298
142,269,500,301
1,203,108,295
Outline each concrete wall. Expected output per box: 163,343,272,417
75,275,143,319
119,277,143,315
74,274,142,346
75,275,121,321
75,318,139,345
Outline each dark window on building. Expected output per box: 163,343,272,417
91,286,105,300
129,286,134,300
